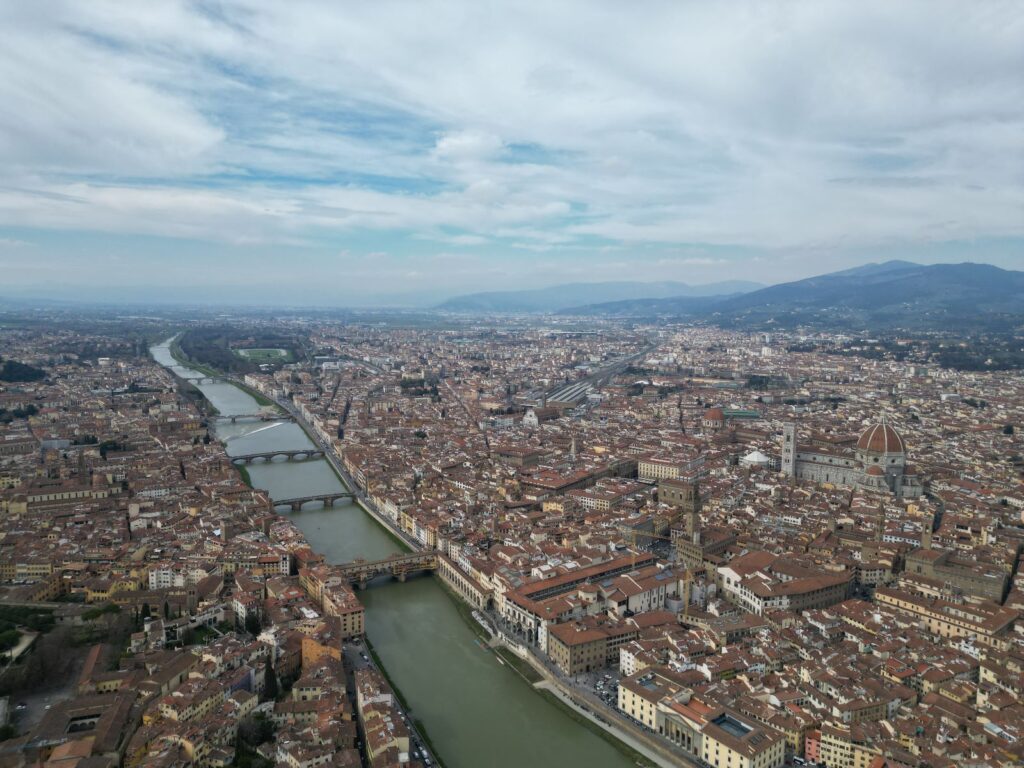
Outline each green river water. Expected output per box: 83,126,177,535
152,339,640,768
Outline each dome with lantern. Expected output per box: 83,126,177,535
781,413,923,499
857,421,905,455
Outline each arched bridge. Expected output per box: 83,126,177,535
273,491,355,511
213,413,294,424
338,552,438,588
230,448,324,465
187,376,230,385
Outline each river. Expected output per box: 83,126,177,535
151,339,640,768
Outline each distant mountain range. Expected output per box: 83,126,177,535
560,261,1024,331
436,280,764,313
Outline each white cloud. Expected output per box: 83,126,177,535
0,4,224,178
1,0,1022,288
433,131,504,161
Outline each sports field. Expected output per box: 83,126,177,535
236,347,289,362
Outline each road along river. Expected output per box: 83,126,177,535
151,339,643,768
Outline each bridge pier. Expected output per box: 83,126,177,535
272,491,354,510
335,553,439,588
214,414,295,425
229,449,324,465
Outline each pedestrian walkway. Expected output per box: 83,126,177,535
507,642,702,768
533,680,683,768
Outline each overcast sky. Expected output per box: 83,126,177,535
1,1,1022,304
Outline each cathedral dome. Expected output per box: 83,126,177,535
857,421,905,454
704,407,725,422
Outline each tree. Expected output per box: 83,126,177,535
0,360,45,382
238,712,275,747
263,661,279,701
0,625,74,696
110,614,134,656
0,629,20,651
82,603,120,621
1004,424,1015,435
244,613,262,637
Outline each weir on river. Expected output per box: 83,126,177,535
151,339,640,768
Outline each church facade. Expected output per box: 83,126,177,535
781,418,923,498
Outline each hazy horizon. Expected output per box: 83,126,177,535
2,258,1020,310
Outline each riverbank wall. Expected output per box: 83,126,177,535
510,639,697,768
152,341,448,767
274,386,687,767
155,341,672,768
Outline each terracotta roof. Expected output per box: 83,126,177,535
857,421,905,454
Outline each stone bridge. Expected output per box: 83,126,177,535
272,491,355,511
213,413,294,424
337,552,438,588
186,375,230,385
230,448,324,465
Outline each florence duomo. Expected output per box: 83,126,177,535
781,416,924,498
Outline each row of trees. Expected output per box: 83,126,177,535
0,605,55,633
0,624,77,697
0,404,39,423
0,358,45,382
178,328,299,375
